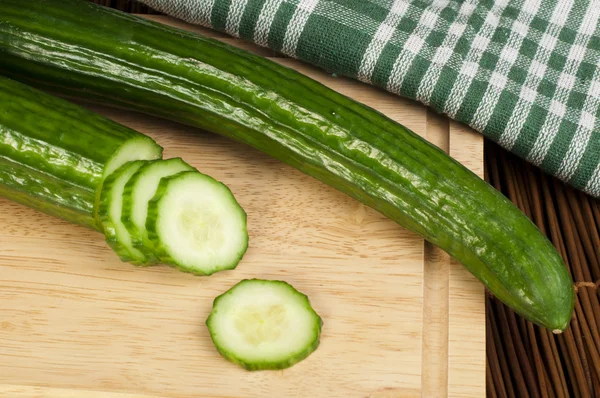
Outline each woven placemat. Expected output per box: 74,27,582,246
486,142,599,397
90,2,600,395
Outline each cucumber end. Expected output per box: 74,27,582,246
535,267,575,333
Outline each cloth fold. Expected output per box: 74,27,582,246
140,0,600,198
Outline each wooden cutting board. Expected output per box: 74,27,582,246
0,16,485,398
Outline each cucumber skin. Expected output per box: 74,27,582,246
0,75,160,192
0,0,574,331
0,156,97,229
98,160,150,265
145,170,248,275
206,279,323,371
121,158,194,263
0,75,163,230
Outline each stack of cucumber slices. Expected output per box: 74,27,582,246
97,157,248,275
97,155,322,371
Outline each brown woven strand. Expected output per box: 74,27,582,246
592,198,600,230
577,196,600,279
540,329,569,398
555,186,600,340
527,323,550,397
487,299,509,398
495,299,532,398
566,191,600,280
489,296,517,398
570,305,594,395
487,358,498,398
557,335,582,397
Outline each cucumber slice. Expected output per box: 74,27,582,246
94,139,162,228
103,137,163,179
206,279,323,370
121,158,194,260
98,160,150,265
146,170,248,275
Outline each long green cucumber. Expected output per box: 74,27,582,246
0,75,163,230
0,0,575,331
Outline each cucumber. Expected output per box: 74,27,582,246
146,170,248,275
206,279,322,371
0,74,163,230
0,0,575,332
121,157,194,260
98,160,150,264
0,156,95,228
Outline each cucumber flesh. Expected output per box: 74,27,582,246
206,279,323,371
94,138,163,226
0,0,576,331
98,160,149,265
121,157,194,259
146,170,248,275
104,137,163,179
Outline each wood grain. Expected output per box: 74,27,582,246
421,111,451,398
447,122,487,398
0,15,484,397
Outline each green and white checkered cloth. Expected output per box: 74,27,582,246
140,0,600,198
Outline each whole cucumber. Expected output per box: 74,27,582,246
0,0,574,332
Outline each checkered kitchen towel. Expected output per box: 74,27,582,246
139,0,600,198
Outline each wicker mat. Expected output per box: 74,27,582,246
79,2,600,395
485,142,600,398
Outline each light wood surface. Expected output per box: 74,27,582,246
0,15,485,398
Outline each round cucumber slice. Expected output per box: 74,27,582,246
98,160,150,265
206,279,323,371
146,170,248,275
103,137,163,180
94,136,162,228
121,157,194,261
